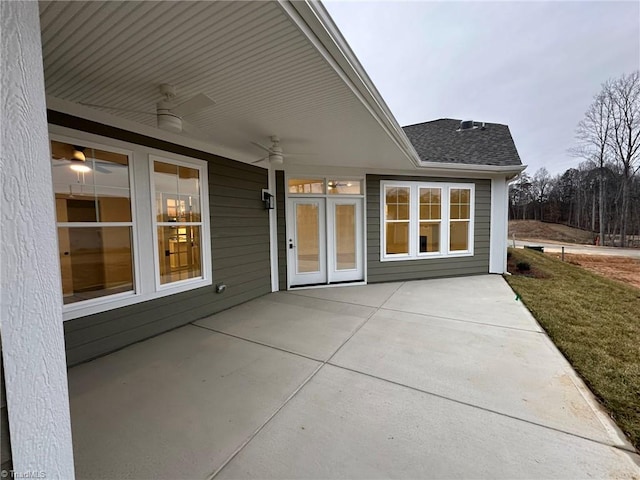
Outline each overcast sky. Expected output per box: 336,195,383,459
324,1,640,176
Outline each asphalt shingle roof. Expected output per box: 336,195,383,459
402,118,522,166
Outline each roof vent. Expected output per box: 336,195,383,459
457,120,486,131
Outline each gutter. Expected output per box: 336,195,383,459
415,162,527,176
278,0,423,168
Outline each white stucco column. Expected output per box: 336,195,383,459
0,2,75,478
489,176,509,274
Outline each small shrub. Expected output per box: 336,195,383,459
507,251,513,260
517,261,531,272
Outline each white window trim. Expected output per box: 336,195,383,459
149,154,212,292
380,181,475,262
50,132,212,321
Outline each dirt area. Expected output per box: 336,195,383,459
506,250,549,279
509,220,595,245
546,252,640,290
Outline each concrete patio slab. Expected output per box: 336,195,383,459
68,324,319,480
217,365,640,479
382,275,542,331
195,292,374,360
68,276,640,479
289,281,403,307
330,308,626,447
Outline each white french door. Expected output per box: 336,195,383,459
326,198,363,283
288,197,363,287
288,198,327,286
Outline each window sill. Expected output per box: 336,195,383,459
62,278,212,321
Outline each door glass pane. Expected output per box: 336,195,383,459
157,225,202,284
335,204,356,270
328,180,362,195
450,221,469,251
288,179,325,194
58,226,133,304
386,222,409,254
419,222,440,253
296,203,320,273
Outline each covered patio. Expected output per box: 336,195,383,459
68,276,639,479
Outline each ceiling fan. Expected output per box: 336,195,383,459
250,136,315,165
80,83,215,135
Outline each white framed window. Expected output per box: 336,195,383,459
150,156,210,289
50,132,211,320
381,181,474,261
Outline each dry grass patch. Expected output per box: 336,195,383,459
505,248,640,450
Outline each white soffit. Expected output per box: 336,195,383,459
39,0,418,170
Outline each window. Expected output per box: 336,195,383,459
384,186,410,255
288,178,363,195
419,187,441,253
51,141,135,305
449,188,471,251
381,181,474,261
50,134,211,320
152,159,205,286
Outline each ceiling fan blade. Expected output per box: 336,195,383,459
250,141,272,153
283,152,317,157
94,165,111,174
170,93,215,118
251,156,268,164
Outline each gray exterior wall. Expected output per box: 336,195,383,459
367,175,491,283
49,112,271,367
276,171,288,290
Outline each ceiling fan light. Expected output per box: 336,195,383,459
70,163,92,173
269,153,284,165
72,147,86,161
157,110,182,132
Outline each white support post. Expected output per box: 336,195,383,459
0,2,75,478
268,165,280,291
489,176,509,274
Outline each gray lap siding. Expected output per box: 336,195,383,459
49,112,271,367
367,174,491,283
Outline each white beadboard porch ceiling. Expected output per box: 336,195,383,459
39,0,417,170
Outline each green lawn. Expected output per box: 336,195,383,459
505,248,640,450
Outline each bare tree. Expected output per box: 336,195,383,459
532,167,551,221
608,71,640,247
574,87,613,244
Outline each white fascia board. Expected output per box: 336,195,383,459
278,0,422,169
46,96,263,167
416,162,527,176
